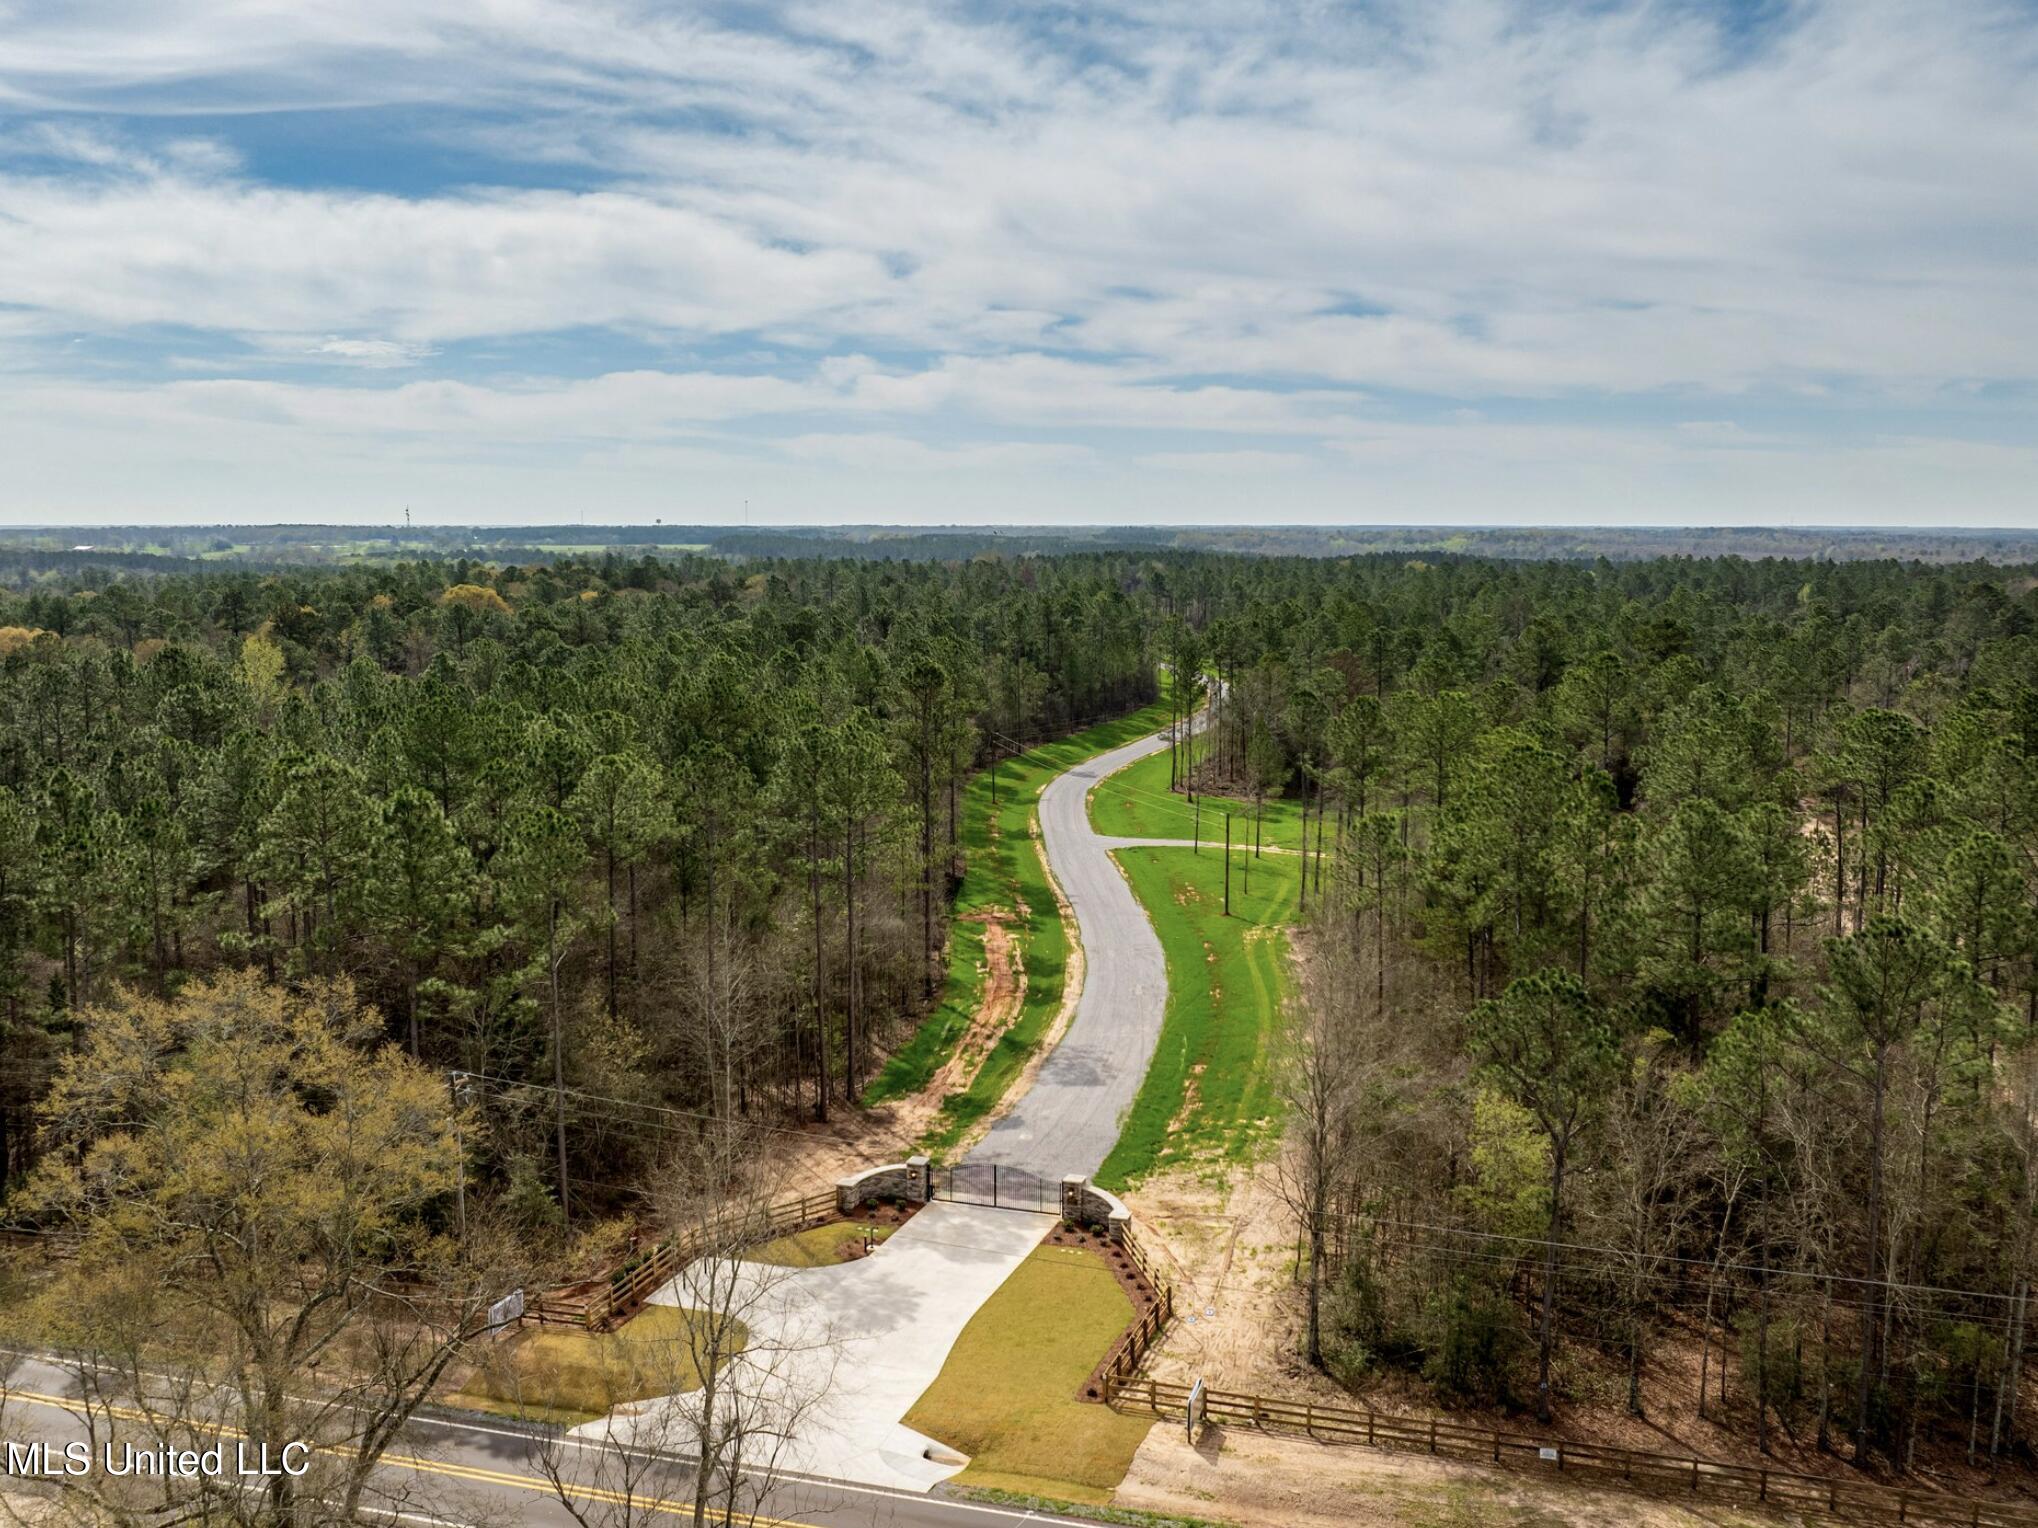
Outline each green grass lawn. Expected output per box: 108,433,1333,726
745,1221,895,1267
443,1304,740,1425
1086,745,1304,850
867,701,1172,1159
867,916,990,1103
1095,842,1299,1190
904,1245,1156,1503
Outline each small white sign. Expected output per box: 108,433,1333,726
487,1288,526,1328
1538,1446,1560,1462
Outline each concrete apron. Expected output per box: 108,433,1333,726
573,1200,1051,1493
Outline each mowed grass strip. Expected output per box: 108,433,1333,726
444,1305,741,1426
1085,745,1304,848
1095,843,1299,1190
904,1244,1155,1503
869,704,1173,1158
744,1221,895,1268
867,916,988,1101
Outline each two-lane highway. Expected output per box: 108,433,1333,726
0,1353,1100,1528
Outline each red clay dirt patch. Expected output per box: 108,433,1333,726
934,911,1027,1091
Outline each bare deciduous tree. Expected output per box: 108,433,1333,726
536,1121,837,1528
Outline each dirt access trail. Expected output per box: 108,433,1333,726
967,718,1185,1180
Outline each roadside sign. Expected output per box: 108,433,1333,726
487,1287,526,1329
1187,1377,1206,1442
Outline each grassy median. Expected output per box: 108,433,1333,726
1086,745,1304,849
745,1221,896,1267
905,1244,1155,1502
1095,841,1299,1190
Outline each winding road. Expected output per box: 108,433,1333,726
967,720,1182,1181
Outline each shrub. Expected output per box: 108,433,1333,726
1418,1275,1528,1409
1736,1312,1805,1422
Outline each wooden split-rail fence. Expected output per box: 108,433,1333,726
524,1189,839,1333
1092,1226,1176,1397
1104,1373,2038,1528
0,1227,80,1261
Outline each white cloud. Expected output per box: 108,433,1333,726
0,0,2034,522
1138,450,1316,475
779,433,1093,471
0,175,894,341
303,337,436,367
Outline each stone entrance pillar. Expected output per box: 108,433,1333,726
1061,1174,1089,1224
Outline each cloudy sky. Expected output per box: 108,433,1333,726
2,0,2035,527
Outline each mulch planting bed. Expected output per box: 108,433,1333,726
817,1197,925,1260
1044,1222,1164,1401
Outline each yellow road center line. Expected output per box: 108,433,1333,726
1,1387,797,1527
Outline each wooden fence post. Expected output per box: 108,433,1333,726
1124,1380,2038,1527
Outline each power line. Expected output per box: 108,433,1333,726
452,1069,870,1150
1356,1237,2029,1338
1344,1215,2030,1309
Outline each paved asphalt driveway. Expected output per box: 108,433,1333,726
581,718,1201,1496
966,721,1179,1181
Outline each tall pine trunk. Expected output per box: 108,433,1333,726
550,897,570,1226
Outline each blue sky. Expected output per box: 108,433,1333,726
1,0,2034,527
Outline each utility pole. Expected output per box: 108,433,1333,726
1298,773,1308,915
1224,815,1232,917
447,1070,469,1240
550,897,571,1228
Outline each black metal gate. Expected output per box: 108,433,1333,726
936,1162,1054,1213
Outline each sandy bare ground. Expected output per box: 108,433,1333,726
1122,1161,1345,1402
1115,1423,1791,1528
